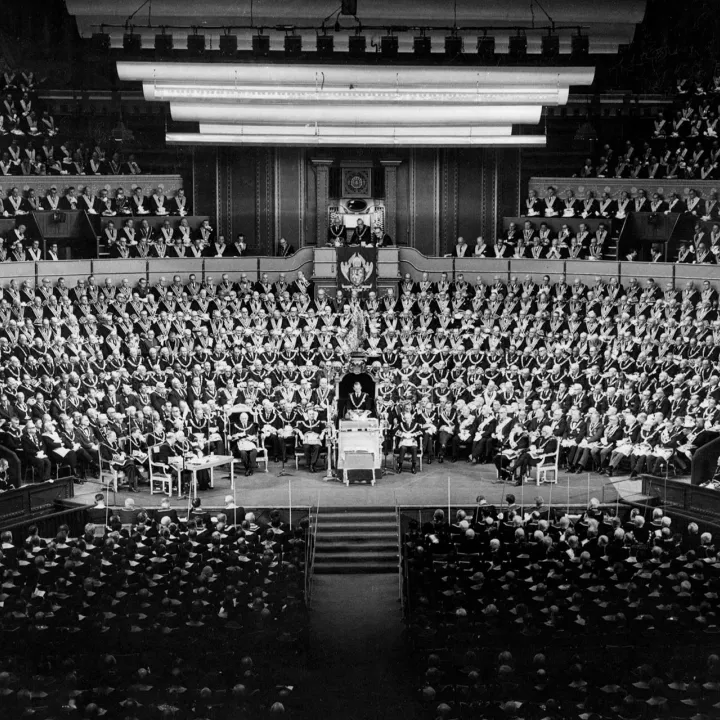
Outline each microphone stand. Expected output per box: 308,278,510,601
277,431,293,478
323,398,339,482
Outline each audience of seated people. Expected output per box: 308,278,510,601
0,269,715,489
522,186,718,263
103,219,237,259
1,182,188,217
480,220,613,260
575,72,720,181
0,66,48,141
0,508,307,718
0,140,152,177
0,66,153,177
405,501,720,719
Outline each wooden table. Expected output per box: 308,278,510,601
169,454,235,499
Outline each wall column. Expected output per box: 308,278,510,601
310,158,334,245
380,159,402,244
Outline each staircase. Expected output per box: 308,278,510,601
314,507,399,574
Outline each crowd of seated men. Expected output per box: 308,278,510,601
0,267,716,487
405,501,720,719
0,139,153,177
102,219,245,260
374,271,720,477
484,220,613,261
521,185,719,263
0,507,307,718
576,74,720,181
0,66,51,141
524,183,720,224
2,182,190,217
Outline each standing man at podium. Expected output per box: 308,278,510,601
345,381,372,418
327,214,347,246
349,219,371,246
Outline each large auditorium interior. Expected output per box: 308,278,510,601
4,0,720,718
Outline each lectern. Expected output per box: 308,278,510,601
337,418,382,486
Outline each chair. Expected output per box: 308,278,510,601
392,437,423,472
256,445,269,473
294,445,327,471
148,446,174,496
97,449,119,502
20,451,36,485
535,445,560,485
53,461,74,481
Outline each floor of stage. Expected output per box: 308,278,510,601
69,458,650,511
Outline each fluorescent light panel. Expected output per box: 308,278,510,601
119,61,595,88
167,132,546,146
171,103,542,124
198,124,514,137
145,83,569,105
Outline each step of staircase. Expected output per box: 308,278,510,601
316,533,397,545
313,507,399,575
313,560,398,574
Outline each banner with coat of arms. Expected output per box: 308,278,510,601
337,246,378,297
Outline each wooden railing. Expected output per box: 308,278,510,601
0,249,719,291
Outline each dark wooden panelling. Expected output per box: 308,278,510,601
276,147,304,247
456,149,484,246
497,148,521,233
191,147,218,227
411,148,438,255
228,148,258,251
439,149,459,253
396,159,410,246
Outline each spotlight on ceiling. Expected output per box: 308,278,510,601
414,34,432,58
155,29,174,57
381,34,399,59
187,32,206,57
92,29,111,53
219,33,238,57
571,30,589,60
477,33,496,60
252,32,270,56
348,34,366,58
508,30,527,60
445,33,463,59
285,34,302,57
123,32,142,54
317,34,334,57
541,31,560,61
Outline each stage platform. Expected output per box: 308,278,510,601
68,458,645,512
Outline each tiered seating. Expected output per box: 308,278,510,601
578,78,720,181
0,511,308,717
0,269,715,490
405,503,720,719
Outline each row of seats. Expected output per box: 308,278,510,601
1,141,150,177
0,269,715,489
0,509,308,717
405,503,720,719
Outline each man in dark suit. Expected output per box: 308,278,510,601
349,219,371,245
277,237,295,257
230,233,247,256
345,381,372,417
327,216,347,246
4,187,28,216
451,236,470,257
371,227,393,247
229,412,258,477
21,422,51,481
297,407,325,473
153,497,180,525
